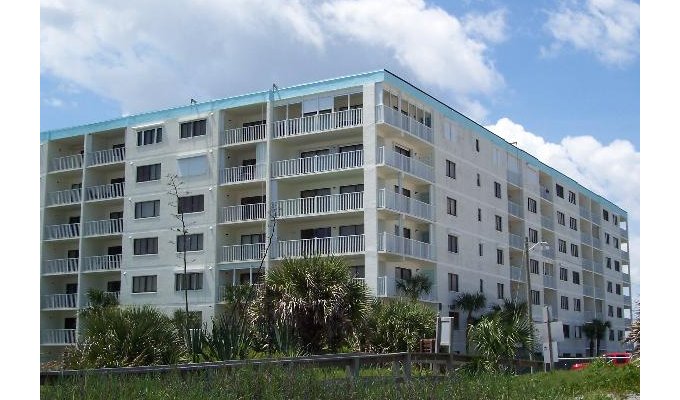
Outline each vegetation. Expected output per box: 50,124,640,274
452,292,487,352
395,273,433,301
583,319,612,357
624,300,640,359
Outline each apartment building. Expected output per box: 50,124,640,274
40,70,632,360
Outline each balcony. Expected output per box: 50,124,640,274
85,291,120,306
583,311,603,321
377,232,434,261
509,233,523,250
507,170,522,186
542,247,555,259
591,213,601,225
592,237,601,248
581,258,594,272
274,108,363,139
223,124,266,146
623,273,630,284
221,203,267,223
45,223,80,240
541,215,554,230
540,186,553,201
377,189,432,221
84,218,124,236
376,277,437,302
376,146,434,182
272,150,363,178
42,293,77,310
595,287,606,299
84,183,125,201
375,105,433,143
275,192,363,219
41,329,77,345
543,274,557,289
220,243,267,263
593,261,604,274
579,207,591,220
581,234,592,246
510,266,526,282
87,147,125,166
624,295,631,304
47,188,82,206
508,200,523,218
82,254,122,272
43,258,79,275
277,235,365,258
583,284,594,297
51,154,83,172
220,164,266,185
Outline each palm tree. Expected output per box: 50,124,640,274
395,273,433,301
452,292,487,353
467,310,534,372
583,319,611,356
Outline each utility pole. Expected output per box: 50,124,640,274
546,305,555,371
524,236,534,373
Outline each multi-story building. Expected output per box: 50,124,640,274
40,70,632,360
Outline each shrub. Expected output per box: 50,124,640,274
358,298,436,352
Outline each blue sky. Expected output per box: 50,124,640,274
39,0,640,299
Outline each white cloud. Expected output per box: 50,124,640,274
486,117,640,298
544,0,639,66
42,97,64,108
40,0,506,119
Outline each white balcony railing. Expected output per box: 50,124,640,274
377,232,434,261
543,274,557,289
275,192,363,219
595,287,606,299
541,215,554,230
581,258,594,272
507,170,522,186
220,243,267,263
376,276,391,297
592,237,601,248
43,258,79,275
85,183,125,201
42,329,77,345
508,201,523,218
87,147,125,166
377,189,432,221
583,285,594,297
47,188,82,206
593,262,604,274
581,234,592,246
579,207,591,220
272,150,363,178
84,218,124,236
540,186,553,201
82,254,122,272
42,293,77,309
45,223,80,240
376,146,434,182
509,233,523,250
219,164,266,185
51,154,83,172
221,203,267,223
510,266,525,282
277,235,365,258
274,108,363,139
223,124,266,145
375,105,433,143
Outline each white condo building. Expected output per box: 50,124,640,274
40,70,632,360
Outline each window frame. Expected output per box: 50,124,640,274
134,200,160,219
179,119,207,139
448,234,459,253
136,126,163,146
176,233,204,252
446,197,457,216
133,237,158,255
446,160,456,179
136,163,161,183
132,275,157,293
178,194,205,214
175,272,204,291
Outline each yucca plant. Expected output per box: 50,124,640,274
466,311,534,373
395,273,433,302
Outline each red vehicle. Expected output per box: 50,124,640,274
570,352,632,371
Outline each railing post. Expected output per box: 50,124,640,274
403,352,412,382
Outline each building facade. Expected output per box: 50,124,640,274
40,70,632,360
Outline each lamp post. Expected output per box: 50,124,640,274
524,237,549,371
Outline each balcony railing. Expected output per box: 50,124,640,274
84,218,123,236
377,277,437,301
584,311,603,321
376,146,434,182
507,170,522,186
82,254,122,272
220,243,266,263
509,233,523,250
624,295,631,304
221,203,267,223
87,147,125,166
595,287,606,299
219,164,266,184
377,232,434,261
581,234,592,246
510,266,525,282
377,189,432,221
583,285,594,297
542,247,555,259
274,108,363,139
45,223,80,240
275,192,363,219
593,261,604,274
541,215,554,230
543,274,557,289
277,235,365,258
43,258,79,275
47,188,82,206
592,237,601,248
623,273,630,284
42,329,77,345
51,154,83,172
223,124,266,145
85,183,125,201
42,293,77,309
591,213,601,225
579,207,591,220
85,291,120,306
375,105,433,143
508,201,523,218
581,258,594,272
272,150,363,178
539,186,552,201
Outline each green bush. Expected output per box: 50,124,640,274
358,298,436,352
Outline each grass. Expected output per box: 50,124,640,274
41,359,639,399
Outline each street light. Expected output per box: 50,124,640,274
524,237,549,371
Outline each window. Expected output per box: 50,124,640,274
448,273,459,292
557,211,565,226
447,197,457,216
177,155,208,177
606,257,612,269
449,311,460,330
477,208,482,222
497,283,504,299
350,265,365,278
574,298,581,311
132,275,157,293
478,243,484,256
617,307,623,318
556,184,564,198
558,239,567,253
476,173,481,187
529,228,538,243
615,284,621,295
528,198,537,213
479,279,484,293
339,224,364,236
608,305,614,317
475,138,480,152
135,200,160,219
572,271,580,285
559,267,568,281
396,267,412,280
494,182,502,199
570,243,579,257
530,259,539,274
176,233,204,252
446,160,456,179
496,249,504,265
561,296,569,310
137,127,162,146
613,237,619,249
607,281,613,293
613,214,619,225
614,260,620,272
531,290,540,305
448,235,459,253
575,326,583,339
609,330,615,341
569,217,577,231
603,209,609,221
568,191,576,204
495,215,503,232
605,233,610,244
563,324,570,339
136,163,161,182
134,237,158,255
178,195,204,214
175,272,203,291
180,119,207,138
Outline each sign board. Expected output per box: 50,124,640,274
439,317,452,347
542,341,559,363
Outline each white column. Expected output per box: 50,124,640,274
362,83,379,296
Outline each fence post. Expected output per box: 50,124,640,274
403,353,411,382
